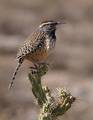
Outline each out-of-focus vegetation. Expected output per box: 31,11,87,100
0,0,93,120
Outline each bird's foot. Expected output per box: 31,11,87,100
30,62,49,75
30,64,39,74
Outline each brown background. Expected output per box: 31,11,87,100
0,0,93,120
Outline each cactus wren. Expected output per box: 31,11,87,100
9,20,61,89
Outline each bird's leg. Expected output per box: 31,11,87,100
30,62,49,75
29,63,39,74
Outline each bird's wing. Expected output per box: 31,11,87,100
17,30,46,60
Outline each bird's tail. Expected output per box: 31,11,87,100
8,58,24,90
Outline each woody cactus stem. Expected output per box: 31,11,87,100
28,63,76,120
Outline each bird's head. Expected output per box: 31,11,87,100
39,20,61,33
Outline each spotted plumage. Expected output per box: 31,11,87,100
17,30,47,62
9,20,61,89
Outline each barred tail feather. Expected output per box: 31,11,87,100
8,59,23,90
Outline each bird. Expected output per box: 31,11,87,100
8,20,62,89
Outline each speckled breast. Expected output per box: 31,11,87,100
25,46,48,63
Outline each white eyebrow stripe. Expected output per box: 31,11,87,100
39,22,54,28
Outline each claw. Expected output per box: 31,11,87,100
29,64,39,74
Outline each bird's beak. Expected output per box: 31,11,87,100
57,21,66,25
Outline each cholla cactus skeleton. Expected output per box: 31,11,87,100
28,63,76,120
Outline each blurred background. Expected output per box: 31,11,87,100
0,0,93,120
